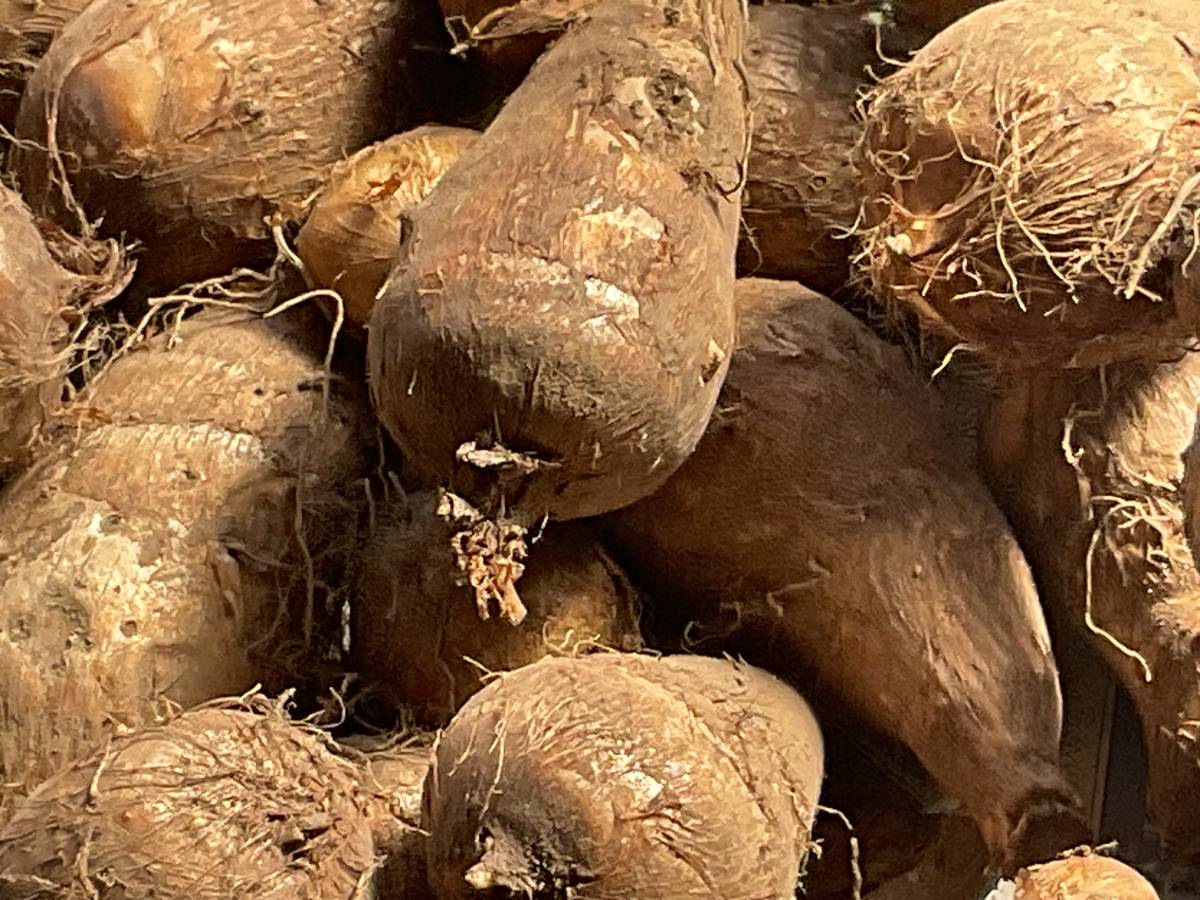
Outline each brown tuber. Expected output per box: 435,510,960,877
297,127,478,330
12,0,412,291
368,0,748,621
351,491,642,725
422,653,824,899
608,278,1077,863
855,0,1200,369
1009,851,1159,899
0,702,385,898
0,183,129,479
0,307,367,805
736,3,877,296
982,356,1200,856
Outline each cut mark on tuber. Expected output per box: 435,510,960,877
439,491,529,625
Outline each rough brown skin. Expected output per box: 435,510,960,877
0,184,74,476
367,0,747,529
0,307,366,807
351,738,436,899
0,703,382,898
735,3,876,296
1012,852,1160,899
0,183,130,480
608,278,1076,864
982,361,1200,857
0,0,91,128
297,127,478,331
422,653,824,899
351,491,642,725
855,0,1200,370
11,0,411,292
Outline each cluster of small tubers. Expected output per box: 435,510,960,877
0,0,1198,896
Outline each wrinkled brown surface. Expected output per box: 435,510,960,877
12,0,410,290
1014,853,1160,899
0,184,72,477
736,3,875,295
298,127,478,330
352,491,642,724
0,308,366,806
0,0,90,128
368,0,746,524
609,278,1073,863
0,704,379,898
982,360,1200,855
855,0,1200,369
423,653,823,899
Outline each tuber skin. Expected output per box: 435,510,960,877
608,278,1078,865
0,183,130,480
422,653,824,899
0,702,385,898
350,737,436,900
12,0,412,292
982,359,1200,857
297,127,478,330
367,0,747,528
351,490,642,726
0,0,91,129
0,184,74,477
736,3,877,296
855,0,1200,369
0,307,367,806
1009,851,1160,899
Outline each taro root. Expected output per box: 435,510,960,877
0,183,130,479
736,3,876,295
1008,851,1159,899
422,653,824,898
352,491,642,725
982,357,1200,855
0,0,91,128
297,126,478,329
0,703,381,898
855,0,1200,369
609,278,1079,863
12,0,411,291
0,307,367,803
367,0,747,622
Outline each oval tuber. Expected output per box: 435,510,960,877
423,653,824,898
